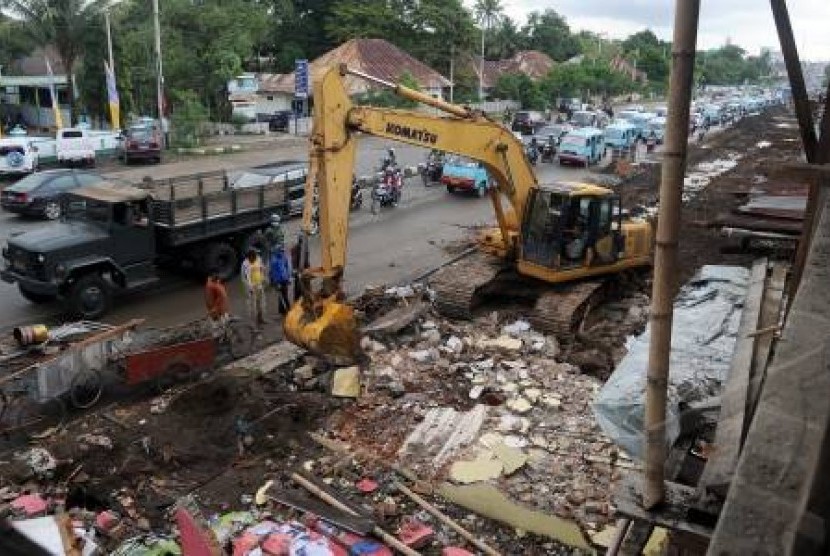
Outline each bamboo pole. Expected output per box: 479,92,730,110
643,0,700,509
290,473,421,556
393,481,501,556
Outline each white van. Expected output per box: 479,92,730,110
56,128,95,167
0,138,39,176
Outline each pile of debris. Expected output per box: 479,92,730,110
319,283,653,548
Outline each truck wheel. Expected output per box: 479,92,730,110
446,185,455,194
68,274,111,320
19,285,56,304
204,242,238,281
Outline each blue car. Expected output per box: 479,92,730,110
604,122,638,150
558,127,606,167
441,157,492,197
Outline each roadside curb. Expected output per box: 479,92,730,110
176,145,244,156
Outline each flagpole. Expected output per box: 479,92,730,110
105,9,115,75
152,0,166,148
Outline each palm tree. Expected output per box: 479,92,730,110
2,0,109,125
474,0,503,101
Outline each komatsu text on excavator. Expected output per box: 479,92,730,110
284,65,654,358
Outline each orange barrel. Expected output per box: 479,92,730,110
13,324,49,346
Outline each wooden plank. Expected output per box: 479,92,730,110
745,264,787,430
708,189,830,555
698,259,768,497
614,473,715,540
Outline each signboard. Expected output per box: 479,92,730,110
295,59,309,99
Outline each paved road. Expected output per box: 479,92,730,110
10,116,704,330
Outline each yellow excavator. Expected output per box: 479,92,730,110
284,65,654,358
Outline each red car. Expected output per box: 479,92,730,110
121,125,162,164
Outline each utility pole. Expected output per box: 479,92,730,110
479,27,485,102
152,0,166,147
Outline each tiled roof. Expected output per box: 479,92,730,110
470,50,556,88
260,39,451,96
9,46,69,77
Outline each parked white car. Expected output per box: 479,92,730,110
0,138,38,176
56,128,95,167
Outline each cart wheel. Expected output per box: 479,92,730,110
227,320,255,358
169,361,195,383
70,369,104,409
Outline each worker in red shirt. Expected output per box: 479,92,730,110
205,274,229,331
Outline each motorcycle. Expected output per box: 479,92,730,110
540,140,556,163
371,167,403,214
525,144,539,166
350,178,364,211
419,155,444,186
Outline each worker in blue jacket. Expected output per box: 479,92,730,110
269,247,292,315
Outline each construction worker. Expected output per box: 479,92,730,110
241,249,267,326
269,246,292,314
204,274,229,331
263,213,284,265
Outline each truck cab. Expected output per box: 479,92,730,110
1,183,156,318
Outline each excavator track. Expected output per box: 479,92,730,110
429,252,505,320
528,281,605,341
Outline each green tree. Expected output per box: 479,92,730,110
474,0,503,99
492,73,543,109
521,9,581,62
488,16,521,59
0,13,33,69
2,0,109,124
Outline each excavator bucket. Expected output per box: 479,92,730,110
283,296,360,360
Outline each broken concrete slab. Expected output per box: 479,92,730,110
449,454,504,484
362,300,428,337
439,483,592,551
331,366,361,398
398,406,489,467
476,336,523,352
227,340,305,375
479,433,527,475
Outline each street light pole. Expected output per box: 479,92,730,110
152,0,166,147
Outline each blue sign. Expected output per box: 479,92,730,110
295,59,309,98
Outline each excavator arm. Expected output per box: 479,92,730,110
284,64,538,358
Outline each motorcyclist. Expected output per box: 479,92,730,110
382,148,397,171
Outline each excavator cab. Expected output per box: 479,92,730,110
520,184,624,272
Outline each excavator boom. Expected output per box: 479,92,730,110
284,64,539,359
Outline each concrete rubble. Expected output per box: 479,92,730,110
326,282,653,549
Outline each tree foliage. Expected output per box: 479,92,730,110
2,0,109,123
0,0,773,126
697,44,772,85
521,10,581,62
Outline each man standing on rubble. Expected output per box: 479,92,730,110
204,274,229,330
269,246,292,315
241,249,267,327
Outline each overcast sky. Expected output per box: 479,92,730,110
469,1,830,61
